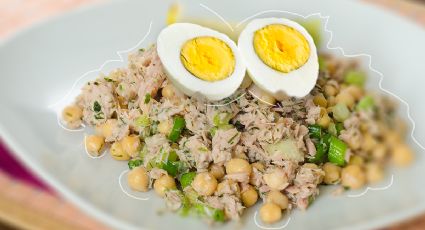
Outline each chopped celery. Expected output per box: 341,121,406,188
135,114,150,127
344,71,366,87
332,103,350,122
266,138,304,162
168,116,185,142
128,159,143,169
180,172,196,189
328,136,347,166
308,124,322,139
356,95,375,111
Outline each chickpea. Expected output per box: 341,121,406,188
259,203,282,224
372,143,387,161
154,175,176,197
85,135,104,156
62,105,82,123
158,119,172,136
349,155,365,166
385,130,402,146
322,162,341,185
251,162,265,172
343,85,364,100
313,94,328,108
162,84,184,100
341,165,366,189
335,91,355,109
362,133,377,152
96,119,116,140
327,96,337,107
226,158,252,175
317,108,331,128
366,163,384,184
263,169,288,191
127,166,149,192
121,135,141,158
110,141,130,161
192,172,218,196
241,185,258,208
265,191,289,210
392,142,413,167
210,164,225,180
324,85,338,97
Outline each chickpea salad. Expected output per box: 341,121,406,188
62,44,413,224
62,18,414,224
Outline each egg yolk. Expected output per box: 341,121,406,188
180,36,235,82
253,24,310,73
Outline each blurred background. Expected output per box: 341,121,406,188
0,0,424,229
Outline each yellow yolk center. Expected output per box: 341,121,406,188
253,24,310,73
180,36,235,82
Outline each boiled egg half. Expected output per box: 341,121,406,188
157,23,246,101
238,18,319,100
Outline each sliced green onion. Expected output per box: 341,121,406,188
335,122,344,136
308,142,327,164
194,203,225,222
328,122,337,136
168,116,185,142
322,133,332,149
332,103,350,122
211,209,225,222
344,70,366,87
128,159,143,169
308,124,322,139
162,161,179,176
328,136,347,166
356,95,375,111
180,172,196,189
135,114,150,127
213,112,232,126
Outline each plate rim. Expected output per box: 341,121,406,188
1,0,425,229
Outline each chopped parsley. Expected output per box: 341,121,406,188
104,77,115,82
144,93,151,104
93,101,101,112
234,120,245,132
128,159,143,170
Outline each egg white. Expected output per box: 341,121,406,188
157,23,246,101
238,18,319,100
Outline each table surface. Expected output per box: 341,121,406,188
0,0,424,229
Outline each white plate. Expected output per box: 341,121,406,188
1,0,425,229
